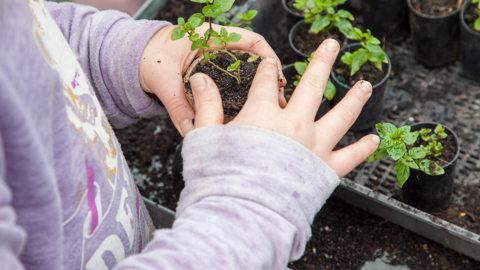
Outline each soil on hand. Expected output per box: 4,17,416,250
411,0,460,16
185,51,261,120
334,61,388,88
293,23,345,56
463,3,480,30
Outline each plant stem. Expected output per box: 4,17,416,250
206,1,212,41
206,57,241,84
219,49,241,83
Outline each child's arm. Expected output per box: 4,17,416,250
46,1,170,127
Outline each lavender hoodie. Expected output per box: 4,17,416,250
0,1,339,269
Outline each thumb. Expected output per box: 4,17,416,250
190,73,224,129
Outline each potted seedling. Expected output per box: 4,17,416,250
407,0,465,67
330,27,391,131
281,0,304,28
288,0,354,59
283,52,336,120
367,122,460,212
460,0,480,81
172,0,260,122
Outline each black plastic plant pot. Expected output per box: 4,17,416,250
407,0,464,67
283,63,330,120
281,0,303,29
460,0,480,82
330,43,391,131
361,0,409,44
401,123,460,212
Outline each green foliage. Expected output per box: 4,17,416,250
294,0,354,36
340,28,388,76
472,0,480,31
367,123,448,188
171,0,257,84
293,52,336,100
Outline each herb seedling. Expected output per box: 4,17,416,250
367,123,448,188
340,27,388,76
293,52,336,100
171,0,258,84
472,0,480,31
294,0,354,36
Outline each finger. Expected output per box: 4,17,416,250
245,57,280,105
278,87,287,108
315,80,372,149
287,39,339,119
223,27,286,86
326,134,380,178
190,73,224,129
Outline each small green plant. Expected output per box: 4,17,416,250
367,123,448,188
293,52,336,100
340,27,388,76
294,0,354,36
472,0,480,31
171,0,258,84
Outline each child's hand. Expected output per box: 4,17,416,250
139,23,286,137
189,39,379,178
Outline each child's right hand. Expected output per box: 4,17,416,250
189,39,379,178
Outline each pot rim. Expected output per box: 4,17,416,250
407,0,465,20
330,42,392,89
460,0,480,36
410,122,461,169
281,0,303,18
288,20,310,59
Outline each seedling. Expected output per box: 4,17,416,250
294,0,354,36
171,0,257,84
367,123,448,188
293,52,336,100
472,0,480,31
340,27,388,76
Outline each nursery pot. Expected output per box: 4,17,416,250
330,43,391,131
281,0,303,29
361,0,409,43
460,0,480,82
407,0,464,67
288,20,347,60
283,63,331,120
401,123,460,212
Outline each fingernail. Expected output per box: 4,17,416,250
325,39,338,52
265,57,276,64
360,80,372,94
190,74,205,93
372,135,380,145
180,118,193,136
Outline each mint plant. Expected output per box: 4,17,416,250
171,0,257,84
294,0,354,36
340,27,388,76
367,123,448,188
472,0,480,31
293,52,336,100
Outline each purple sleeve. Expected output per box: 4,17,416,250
115,125,339,270
45,1,171,127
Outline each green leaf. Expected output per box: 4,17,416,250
310,15,330,34
294,61,308,76
212,37,223,46
340,52,354,66
324,80,336,100
337,9,353,20
418,160,445,176
215,0,235,12
393,160,410,188
408,146,427,159
367,148,388,162
247,55,259,62
475,18,480,31
395,125,411,138
238,10,258,20
227,60,240,71
376,122,397,138
350,49,368,76
243,26,253,31
191,0,207,3
228,32,242,43
177,17,186,26
203,5,223,18
188,13,205,28
403,131,419,145
171,26,187,40
387,141,407,160
400,155,419,169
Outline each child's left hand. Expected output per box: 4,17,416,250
139,23,286,137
